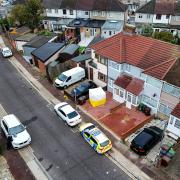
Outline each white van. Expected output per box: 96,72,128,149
55,67,85,88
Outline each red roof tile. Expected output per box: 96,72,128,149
91,32,179,80
171,103,180,119
114,74,144,96
114,74,132,88
126,78,144,96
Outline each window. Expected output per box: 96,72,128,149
55,9,58,13
166,14,170,19
139,14,142,18
90,137,97,144
63,9,66,15
162,83,180,98
109,61,119,70
84,132,90,138
141,95,157,108
60,110,66,117
108,78,114,88
114,88,119,95
47,9,52,13
174,119,180,129
85,11,89,15
70,10,73,15
147,14,151,19
98,72,107,83
104,31,106,34
170,116,174,124
120,90,124,98
86,29,89,31
95,53,99,60
98,56,108,66
66,76,71,82
159,103,172,116
156,14,162,20
125,64,131,72
2,121,8,132
109,31,112,36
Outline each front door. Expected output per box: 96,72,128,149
90,28,94,36
89,67,93,80
126,93,132,109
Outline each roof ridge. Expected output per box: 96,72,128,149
144,58,176,72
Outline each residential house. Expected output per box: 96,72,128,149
166,103,180,139
101,20,124,38
14,33,37,52
135,0,180,35
31,42,65,73
89,32,180,115
23,35,56,63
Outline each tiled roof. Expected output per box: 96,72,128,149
14,0,127,12
114,74,144,96
137,0,180,15
114,74,132,89
91,32,179,80
171,103,180,119
126,78,144,96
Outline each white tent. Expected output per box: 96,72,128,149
89,87,106,107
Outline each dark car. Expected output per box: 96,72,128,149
130,126,163,155
71,81,97,100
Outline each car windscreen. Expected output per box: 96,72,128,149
58,74,67,82
100,140,110,147
9,124,25,135
4,50,11,54
133,132,153,147
67,111,78,119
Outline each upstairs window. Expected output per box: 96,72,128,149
55,9,58,13
98,56,108,66
156,14,162,20
147,14,151,19
47,9,52,13
139,14,142,18
63,9,67,15
70,10,73,15
85,11,89,15
166,14,170,19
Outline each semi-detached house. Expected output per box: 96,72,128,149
89,32,180,117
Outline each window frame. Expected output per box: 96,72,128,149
98,72,107,83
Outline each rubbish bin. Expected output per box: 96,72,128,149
77,96,86,105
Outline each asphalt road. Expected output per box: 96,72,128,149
0,55,131,180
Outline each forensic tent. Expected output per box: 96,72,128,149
89,87,106,107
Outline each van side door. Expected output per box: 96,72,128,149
66,76,72,86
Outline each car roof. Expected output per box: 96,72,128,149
3,114,21,128
2,47,10,51
61,104,75,114
90,128,108,143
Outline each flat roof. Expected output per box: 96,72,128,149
71,54,91,62
102,20,124,30
15,33,37,42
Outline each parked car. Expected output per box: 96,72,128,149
79,123,112,154
54,67,85,88
70,81,97,100
0,114,31,149
1,1,10,6
130,126,163,155
1,47,13,58
54,102,81,126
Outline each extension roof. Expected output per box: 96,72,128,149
91,32,180,83
171,103,180,119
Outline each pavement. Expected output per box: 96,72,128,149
0,34,176,180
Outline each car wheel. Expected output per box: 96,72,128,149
64,85,67,89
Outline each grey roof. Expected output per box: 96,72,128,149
60,44,79,55
53,18,74,25
32,42,65,62
68,19,89,27
15,33,37,42
102,20,124,31
71,54,91,62
85,20,105,28
136,0,155,14
88,36,104,47
24,35,55,48
44,17,60,21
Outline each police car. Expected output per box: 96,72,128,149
79,123,112,154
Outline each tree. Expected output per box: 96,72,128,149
153,31,174,43
25,0,44,30
141,24,153,37
11,4,26,26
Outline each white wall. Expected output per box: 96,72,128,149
135,13,153,23
167,115,180,137
15,41,27,51
77,10,90,19
102,29,119,38
107,11,125,21
45,9,76,18
46,9,61,17
153,14,170,24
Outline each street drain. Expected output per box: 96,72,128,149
46,164,53,172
